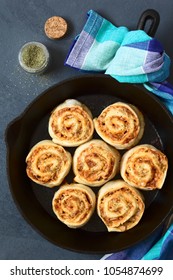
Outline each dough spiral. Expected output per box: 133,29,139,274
52,183,96,228
26,140,72,187
97,180,145,232
73,139,120,187
120,144,168,190
48,99,94,147
94,102,145,149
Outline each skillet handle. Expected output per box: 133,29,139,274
5,118,22,149
137,9,160,37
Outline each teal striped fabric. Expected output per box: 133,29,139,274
103,224,173,260
65,10,173,260
65,9,173,114
142,224,173,260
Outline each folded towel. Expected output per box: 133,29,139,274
142,224,173,260
65,10,173,260
65,9,173,113
102,224,173,260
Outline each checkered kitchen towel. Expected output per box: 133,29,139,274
65,10,173,259
102,224,173,260
65,9,173,113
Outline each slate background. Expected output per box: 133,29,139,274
1,0,173,260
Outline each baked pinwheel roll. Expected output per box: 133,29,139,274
93,102,145,150
97,180,145,232
73,139,120,187
48,99,94,147
120,144,168,190
26,140,72,187
52,183,96,228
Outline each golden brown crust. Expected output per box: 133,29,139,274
93,102,145,149
26,140,72,187
73,139,120,187
48,99,94,147
120,144,168,190
52,183,96,228
97,180,145,232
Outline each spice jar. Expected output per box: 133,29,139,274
18,41,49,73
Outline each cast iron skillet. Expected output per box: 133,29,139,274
5,10,173,253
5,74,173,253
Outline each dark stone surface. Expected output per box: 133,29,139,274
1,0,173,259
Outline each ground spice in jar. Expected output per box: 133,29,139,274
18,42,49,73
22,45,46,69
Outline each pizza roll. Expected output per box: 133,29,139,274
73,139,120,187
94,102,145,149
26,140,72,187
120,144,168,190
48,99,94,147
97,179,145,232
52,183,96,228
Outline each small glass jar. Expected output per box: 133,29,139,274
18,41,50,73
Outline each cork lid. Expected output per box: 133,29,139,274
44,16,67,39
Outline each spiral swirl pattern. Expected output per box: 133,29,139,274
120,144,168,190
97,180,145,232
94,102,145,149
52,184,96,228
48,99,94,147
73,139,120,187
26,140,72,187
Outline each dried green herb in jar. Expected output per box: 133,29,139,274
22,45,46,68
19,42,49,73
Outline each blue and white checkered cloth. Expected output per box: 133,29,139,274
102,223,173,260
65,10,173,260
65,9,173,113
